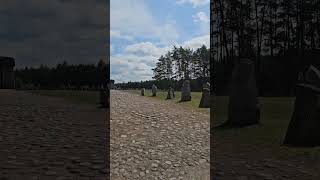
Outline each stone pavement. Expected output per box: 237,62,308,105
0,90,108,179
110,90,210,180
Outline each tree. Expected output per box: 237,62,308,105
152,55,167,80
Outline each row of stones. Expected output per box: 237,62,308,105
141,81,211,108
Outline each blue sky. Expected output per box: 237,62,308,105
111,0,210,83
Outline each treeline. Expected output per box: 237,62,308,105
116,45,210,91
116,78,206,92
212,0,320,96
15,60,108,90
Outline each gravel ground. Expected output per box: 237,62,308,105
0,89,108,180
110,90,210,180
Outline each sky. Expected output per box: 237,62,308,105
0,0,109,68
110,0,210,83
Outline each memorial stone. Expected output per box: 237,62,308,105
181,80,191,101
227,58,260,126
199,82,210,108
284,65,320,146
152,84,157,97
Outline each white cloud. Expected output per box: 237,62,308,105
181,34,210,50
111,35,209,83
111,54,157,83
110,30,120,37
124,42,169,57
110,1,209,83
176,0,210,7
110,30,134,41
111,0,179,44
193,11,209,23
156,22,180,44
193,11,210,34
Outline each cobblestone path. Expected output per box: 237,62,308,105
110,90,210,180
0,90,108,180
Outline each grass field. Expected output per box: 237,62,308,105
27,90,100,105
124,89,209,112
214,96,320,162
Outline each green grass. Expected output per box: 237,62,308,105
124,89,209,112
214,96,320,162
27,90,100,105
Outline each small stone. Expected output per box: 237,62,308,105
69,157,80,161
56,177,72,180
45,171,57,176
215,171,224,177
8,156,17,159
151,163,158,167
92,160,104,164
254,173,273,180
90,165,102,170
236,176,248,180
69,168,80,174
51,161,64,166
199,159,206,164
79,162,91,167
99,169,107,174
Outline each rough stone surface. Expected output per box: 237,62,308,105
227,58,260,126
0,90,108,179
151,84,157,97
111,90,209,180
199,82,210,108
180,80,191,102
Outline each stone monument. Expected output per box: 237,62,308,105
0,56,15,89
283,65,320,146
181,80,191,101
199,82,210,108
152,84,157,96
227,58,260,127
172,87,175,98
166,87,174,99
99,83,108,108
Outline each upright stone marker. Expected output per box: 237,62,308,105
152,84,157,97
199,82,210,108
166,87,174,99
181,80,191,101
141,88,145,96
227,58,260,127
99,84,109,108
284,65,320,146
172,87,175,98
0,56,15,89
100,90,107,108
